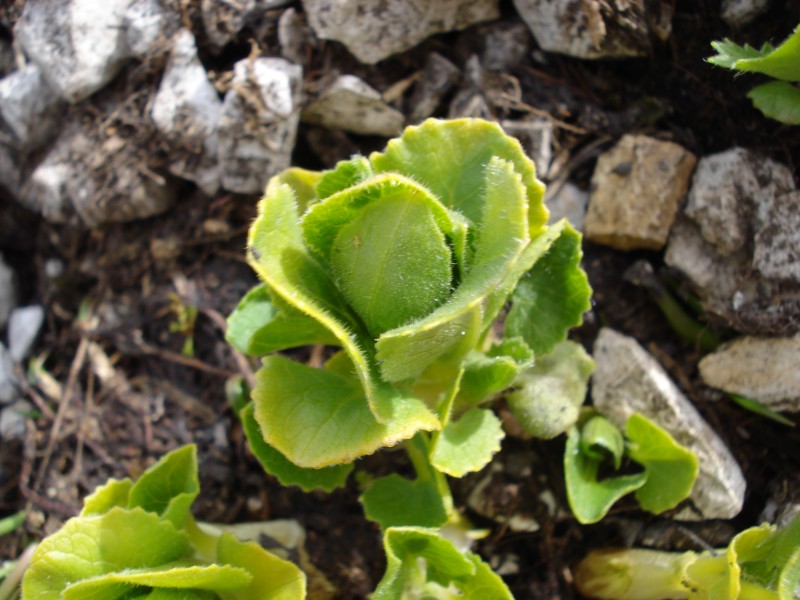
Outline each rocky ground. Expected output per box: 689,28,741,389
0,0,799,598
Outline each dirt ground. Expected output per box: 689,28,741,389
1,1,800,598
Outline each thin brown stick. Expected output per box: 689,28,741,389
137,342,236,378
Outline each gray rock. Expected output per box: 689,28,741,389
22,122,177,226
301,75,404,136
15,0,132,103
592,328,746,520
0,254,16,329
480,21,531,71
665,149,800,336
278,8,316,66
513,0,672,59
0,142,22,197
585,134,697,250
218,57,303,194
683,148,795,257
721,0,770,27
0,344,19,405
546,182,588,231
0,63,66,149
124,0,181,58
0,400,31,440
8,305,45,363
151,29,223,195
699,335,800,413
501,118,553,179
302,0,501,64
447,55,493,120
407,52,461,123
754,190,800,283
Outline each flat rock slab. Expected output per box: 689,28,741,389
513,0,671,59
585,134,696,250
699,335,800,412
753,190,800,283
151,29,223,196
15,0,131,103
302,0,500,64
592,328,746,520
301,75,404,136
218,57,303,194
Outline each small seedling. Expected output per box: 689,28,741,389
22,445,306,599
708,24,800,124
575,512,800,599
227,117,592,595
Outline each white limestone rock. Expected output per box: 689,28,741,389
124,0,181,58
0,343,18,405
14,0,132,103
753,190,800,283
699,335,800,413
513,0,672,59
301,75,404,136
0,400,31,440
546,182,588,231
592,328,746,520
501,118,553,179
8,305,45,363
302,0,501,64
721,0,770,27
0,254,16,330
585,134,696,250
279,8,316,66
0,63,66,149
151,29,223,195
407,52,461,123
203,0,292,48
218,57,303,194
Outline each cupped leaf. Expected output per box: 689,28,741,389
564,426,647,525
430,408,504,477
81,478,133,516
507,340,594,440
376,157,531,383
370,118,548,237
505,222,591,357
61,563,252,599
456,339,533,409
580,415,625,468
241,403,353,492
252,355,438,468
226,284,338,356
374,527,512,600
22,508,192,600
747,81,800,125
329,193,453,336
625,413,699,514
738,513,800,595
361,474,449,530
248,182,395,422
128,445,199,528
269,167,322,213
216,532,307,600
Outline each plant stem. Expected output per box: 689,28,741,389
405,433,454,517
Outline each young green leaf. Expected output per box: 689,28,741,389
128,444,200,528
361,474,449,529
316,155,374,200
373,527,513,600
564,424,647,525
252,355,438,468
505,223,591,357
625,413,699,514
370,118,548,237
226,284,338,355
81,477,133,516
720,26,800,81
747,81,800,125
241,403,353,492
507,340,594,440
430,408,504,477
456,339,533,409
